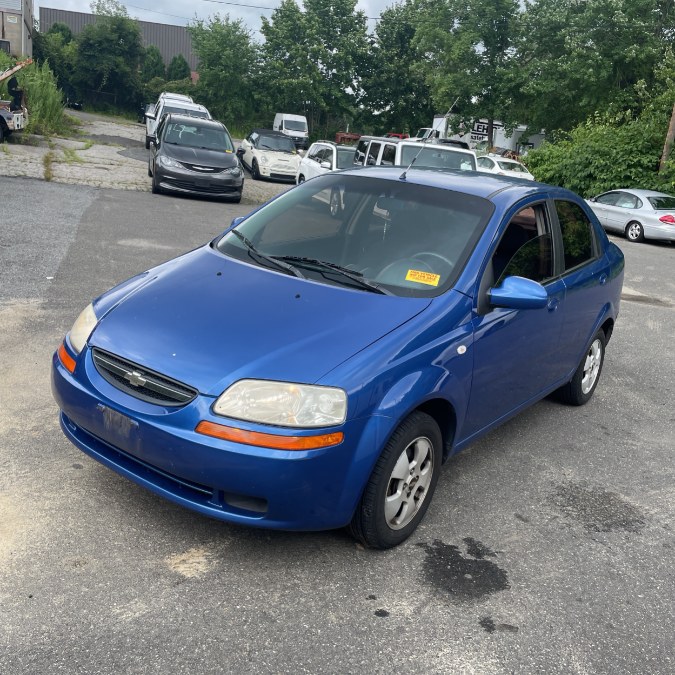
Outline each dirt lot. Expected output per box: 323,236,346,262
0,110,288,205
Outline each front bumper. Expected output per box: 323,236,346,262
257,162,298,182
155,164,243,198
51,347,371,531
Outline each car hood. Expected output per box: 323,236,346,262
89,245,431,397
163,143,238,169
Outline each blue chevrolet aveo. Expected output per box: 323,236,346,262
52,168,624,548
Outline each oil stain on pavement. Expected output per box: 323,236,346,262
416,538,510,602
549,481,646,533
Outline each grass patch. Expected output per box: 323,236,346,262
81,139,94,150
1,144,8,155
43,151,55,181
62,147,84,164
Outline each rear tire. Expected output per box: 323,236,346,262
625,221,644,242
348,411,442,549
556,330,606,406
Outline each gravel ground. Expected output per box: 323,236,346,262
0,110,289,205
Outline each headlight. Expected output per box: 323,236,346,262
159,155,182,169
68,303,98,354
213,380,347,428
224,166,242,175
259,155,268,165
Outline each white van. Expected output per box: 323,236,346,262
353,137,477,172
273,113,309,150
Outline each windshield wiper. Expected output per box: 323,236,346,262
230,231,305,279
274,256,392,295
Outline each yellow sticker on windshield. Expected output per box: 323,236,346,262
406,269,441,286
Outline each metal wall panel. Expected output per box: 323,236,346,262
39,8,198,70
0,1,22,11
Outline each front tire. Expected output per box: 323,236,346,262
151,171,160,194
251,159,260,180
556,329,606,406
625,221,644,242
145,135,150,150
348,411,442,549
297,174,305,184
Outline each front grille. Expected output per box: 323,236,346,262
179,162,224,173
92,349,198,406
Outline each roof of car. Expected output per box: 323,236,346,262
164,113,226,129
398,140,476,155
612,188,673,198
338,165,554,202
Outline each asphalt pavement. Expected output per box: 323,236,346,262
0,176,674,674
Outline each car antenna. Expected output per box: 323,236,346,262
399,97,459,181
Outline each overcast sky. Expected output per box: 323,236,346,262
35,0,391,38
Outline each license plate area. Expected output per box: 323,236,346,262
97,403,138,440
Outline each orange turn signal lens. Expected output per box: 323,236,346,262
195,420,343,450
58,342,77,373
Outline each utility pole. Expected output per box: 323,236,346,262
659,101,675,173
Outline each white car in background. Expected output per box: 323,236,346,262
296,141,356,184
477,155,534,180
585,189,675,243
237,129,301,182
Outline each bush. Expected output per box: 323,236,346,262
525,100,675,196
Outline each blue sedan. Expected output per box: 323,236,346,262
52,168,624,548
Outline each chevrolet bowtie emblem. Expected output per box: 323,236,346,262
125,370,147,387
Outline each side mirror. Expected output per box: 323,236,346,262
489,276,548,310
145,112,156,121
236,147,245,157
320,160,332,170
148,134,157,146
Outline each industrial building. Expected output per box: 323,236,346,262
0,0,34,58
39,6,197,71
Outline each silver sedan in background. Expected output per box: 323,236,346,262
586,189,675,243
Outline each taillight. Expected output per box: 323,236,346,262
659,214,675,224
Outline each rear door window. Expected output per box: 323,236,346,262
555,201,598,271
366,142,381,166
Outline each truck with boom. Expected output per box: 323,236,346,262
0,58,31,142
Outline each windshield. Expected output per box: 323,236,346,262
497,160,528,172
163,121,234,151
163,106,210,119
259,135,297,153
399,146,476,171
337,148,356,169
216,174,493,297
648,195,675,210
283,119,307,132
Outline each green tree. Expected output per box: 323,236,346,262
414,0,522,144
189,14,258,124
513,0,675,134
72,8,144,108
259,0,322,125
47,22,74,43
259,0,369,134
360,0,434,135
142,45,165,82
167,53,191,81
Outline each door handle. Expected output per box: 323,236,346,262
547,297,559,312
599,273,608,285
